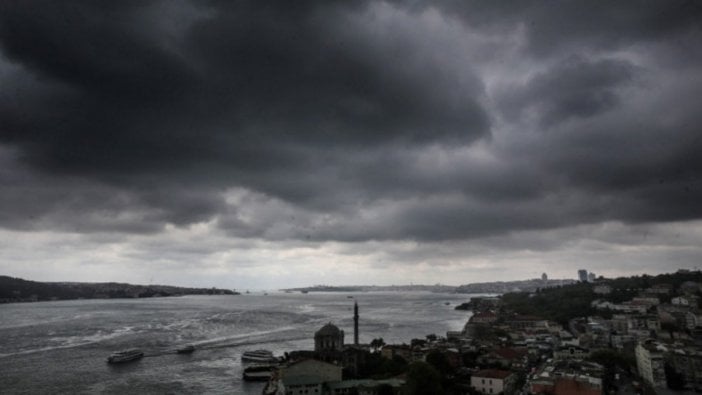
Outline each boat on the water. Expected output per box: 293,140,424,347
242,364,277,381
241,349,277,363
176,344,195,354
107,349,144,364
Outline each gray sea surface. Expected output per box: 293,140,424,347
0,291,475,394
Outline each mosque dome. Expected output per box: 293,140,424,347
314,322,344,352
316,322,342,336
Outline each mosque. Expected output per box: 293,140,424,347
314,301,359,353
282,301,366,377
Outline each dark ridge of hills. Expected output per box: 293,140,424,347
0,275,236,303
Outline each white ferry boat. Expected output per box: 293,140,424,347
241,349,277,363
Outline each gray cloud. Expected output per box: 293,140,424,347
0,0,700,250
497,56,637,127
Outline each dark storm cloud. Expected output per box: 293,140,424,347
434,0,702,55
497,56,637,127
0,0,701,244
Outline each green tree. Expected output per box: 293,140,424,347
376,384,394,395
665,363,685,390
426,350,453,377
370,338,386,352
410,338,427,348
405,361,444,395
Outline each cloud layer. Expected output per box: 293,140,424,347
1,1,701,285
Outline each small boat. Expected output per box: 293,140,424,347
241,349,277,363
301,290,308,294
176,344,195,354
243,364,277,381
107,349,144,364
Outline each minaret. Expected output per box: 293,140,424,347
353,301,359,346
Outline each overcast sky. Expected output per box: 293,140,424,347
1,1,701,289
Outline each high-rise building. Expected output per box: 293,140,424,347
541,273,548,282
636,340,668,388
578,269,588,282
588,272,596,282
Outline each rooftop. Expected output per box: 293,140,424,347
473,369,513,380
315,322,342,336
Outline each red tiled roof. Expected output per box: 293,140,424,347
473,369,513,380
493,347,527,360
553,378,602,395
513,315,544,321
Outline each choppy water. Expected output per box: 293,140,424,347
0,291,474,394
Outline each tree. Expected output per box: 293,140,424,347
665,363,685,390
376,384,394,395
370,338,386,352
411,338,427,348
426,333,438,342
405,361,444,395
426,350,452,377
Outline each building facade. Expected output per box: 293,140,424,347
471,369,514,394
635,340,667,388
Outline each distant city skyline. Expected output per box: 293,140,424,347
1,1,701,289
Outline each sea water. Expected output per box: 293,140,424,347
0,291,475,394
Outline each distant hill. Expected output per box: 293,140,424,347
501,269,702,325
454,278,576,294
282,280,574,294
0,275,236,303
281,284,457,293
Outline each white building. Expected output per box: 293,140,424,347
593,285,612,295
635,340,668,388
553,346,589,361
471,369,514,394
277,359,343,395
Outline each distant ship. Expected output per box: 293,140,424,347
176,344,195,354
107,349,144,364
241,350,277,363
